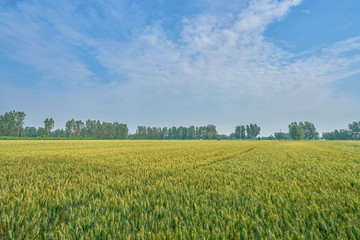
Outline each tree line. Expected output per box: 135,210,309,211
0,111,129,139
130,125,219,140
322,121,360,140
1,110,360,140
233,124,261,139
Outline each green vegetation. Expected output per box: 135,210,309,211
2,110,360,140
1,140,359,238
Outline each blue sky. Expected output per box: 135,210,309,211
1,0,360,135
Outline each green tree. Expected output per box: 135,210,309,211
44,118,55,137
15,111,26,137
249,124,261,138
37,127,45,137
299,121,319,140
65,119,75,137
240,125,246,139
75,120,84,138
348,121,360,140
24,126,37,137
289,122,304,140
274,132,290,140
0,110,25,137
0,111,16,136
188,126,196,139
235,126,241,139
51,129,66,138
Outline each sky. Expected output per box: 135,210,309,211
1,0,360,136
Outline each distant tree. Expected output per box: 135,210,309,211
220,134,230,140
65,119,75,137
36,127,45,137
229,133,237,139
85,119,96,138
24,126,37,137
348,121,360,140
113,122,128,139
162,127,168,139
322,129,352,140
205,124,218,140
243,124,261,139
289,122,304,140
274,132,291,140
75,120,84,138
249,124,261,138
299,121,319,140
240,125,246,139
246,125,250,139
136,126,147,139
235,126,241,139
15,111,26,137
0,110,26,137
0,111,16,136
188,126,196,139
235,125,247,139
44,118,55,137
51,129,66,138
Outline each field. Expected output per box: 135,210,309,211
0,140,360,239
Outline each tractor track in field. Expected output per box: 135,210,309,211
189,146,261,171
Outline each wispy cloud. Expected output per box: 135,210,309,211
0,0,360,134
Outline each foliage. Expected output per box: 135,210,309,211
299,121,319,140
289,122,305,140
274,132,291,140
234,124,260,139
323,121,360,140
1,140,359,238
322,129,352,140
348,121,360,140
44,118,55,137
0,110,26,137
133,125,219,140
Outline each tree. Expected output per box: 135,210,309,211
249,124,261,138
37,127,45,137
235,125,246,139
246,125,250,139
243,124,261,139
289,122,304,140
0,110,25,137
299,121,319,140
136,126,147,139
274,132,290,140
240,125,246,139
188,126,196,139
235,126,241,139
0,111,16,136
51,129,66,138
44,118,55,137
205,124,218,140
65,119,75,137
24,126,37,137
348,121,360,140
75,120,84,138
15,111,26,137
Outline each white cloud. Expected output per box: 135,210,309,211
1,0,360,134
0,2,95,87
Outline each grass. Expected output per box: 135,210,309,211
0,140,360,239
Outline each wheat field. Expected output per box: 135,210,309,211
0,140,359,239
